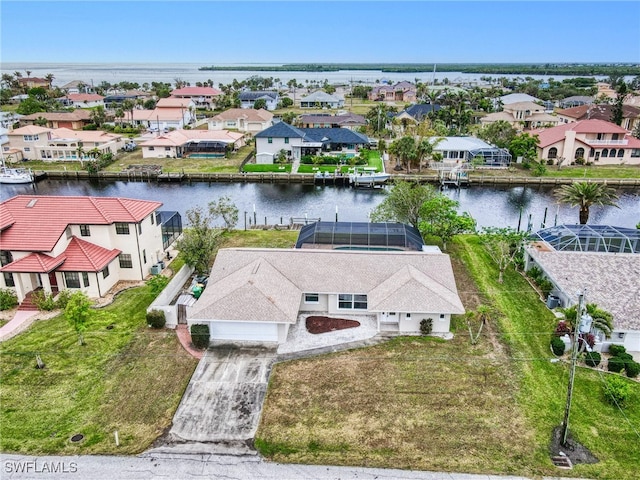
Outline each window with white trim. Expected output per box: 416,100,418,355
338,293,367,310
304,293,319,303
65,272,81,288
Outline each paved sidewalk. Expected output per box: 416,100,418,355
174,324,204,359
0,310,39,342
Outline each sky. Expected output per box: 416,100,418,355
1,1,639,64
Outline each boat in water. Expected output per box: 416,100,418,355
348,167,390,186
0,166,35,184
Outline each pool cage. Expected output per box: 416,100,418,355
157,211,183,250
531,224,640,254
468,147,512,167
295,222,425,251
183,140,230,155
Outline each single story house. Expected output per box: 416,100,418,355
430,136,512,167
20,110,92,130
239,91,279,111
298,112,366,130
187,248,465,344
555,104,640,133
0,195,176,304
534,119,640,165
300,91,344,109
525,239,640,353
171,86,222,109
254,122,370,164
208,108,274,134
60,94,105,109
558,96,594,109
139,129,245,158
5,126,124,161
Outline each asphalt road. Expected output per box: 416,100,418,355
0,453,585,480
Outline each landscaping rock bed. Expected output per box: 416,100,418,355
305,316,360,334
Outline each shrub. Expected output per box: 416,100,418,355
616,352,634,362
574,157,585,165
537,278,554,296
55,290,72,309
147,274,170,296
190,324,210,349
0,288,18,310
526,266,542,281
603,376,632,408
32,290,57,311
146,309,166,329
608,344,626,356
607,356,626,373
554,321,571,337
551,336,566,356
585,351,601,368
420,318,433,335
625,360,640,378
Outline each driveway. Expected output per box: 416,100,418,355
155,344,277,454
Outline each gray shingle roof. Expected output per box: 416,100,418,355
239,91,278,101
254,122,306,139
189,248,465,324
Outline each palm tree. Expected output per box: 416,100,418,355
554,181,619,224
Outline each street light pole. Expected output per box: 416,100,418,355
561,289,586,447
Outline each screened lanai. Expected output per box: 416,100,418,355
295,222,425,251
532,224,640,253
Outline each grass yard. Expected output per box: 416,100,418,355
242,164,292,173
539,164,640,179
0,287,198,454
256,235,640,479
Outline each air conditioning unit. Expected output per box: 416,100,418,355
150,264,161,275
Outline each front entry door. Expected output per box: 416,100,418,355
48,272,59,292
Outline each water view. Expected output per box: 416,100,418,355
2,180,638,230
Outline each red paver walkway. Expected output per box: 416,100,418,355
175,324,204,359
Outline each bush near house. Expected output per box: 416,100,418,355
420,318,433,335
607,356,626,373
550,336,566,356
585,351,601,368
603,376,633,408
625,361,640,378
146,310,166,329
190,324,210,349
608,344,627,356
0,289,18,311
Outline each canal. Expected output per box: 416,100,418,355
1,179,638,230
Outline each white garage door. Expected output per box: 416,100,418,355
209,321,279,342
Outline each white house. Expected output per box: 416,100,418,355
0,195,171,303
300,91,345,109
128,98,196,130
139,129,245,159
254,122,369,164
238,91,280,111
431,136,512,167
187,248,465,344
61,94,105,109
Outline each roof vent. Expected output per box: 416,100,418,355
26,199,38,208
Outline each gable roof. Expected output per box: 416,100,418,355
0,252,65,273
212,108,274,122
21,110,91,122
301,128,370,144
56,236,121,272
238,91,279,101
300,91,343,103
9,125,52,135
0,196,162,252
556,104,640,122
156,98,194,108
398,104,442,121
189,248,464,324
255,122,306,139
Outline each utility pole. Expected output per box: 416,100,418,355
561,289,586,446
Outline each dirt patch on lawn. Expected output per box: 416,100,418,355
306,316,361,334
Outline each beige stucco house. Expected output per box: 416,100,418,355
481,101,559,130
534,119,640,165
207,108,274,134
139,129,245,159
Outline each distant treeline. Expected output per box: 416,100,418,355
199,63,640,76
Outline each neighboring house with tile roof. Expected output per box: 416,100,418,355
254,123,369,163
60,94,105,108
208,108,274,133
533,119,640,165
369,81,417,103
0,195,172,303
525,242,640,353
171,86,222,109
5,126,124,161
20,110,92,130
481,101,559,130
238,91,280,111
187,248,465,343
555,104,640,132
298,112,366,130
139,129,245,158
17,77,51,90
126,97,196,130
299,91,344,109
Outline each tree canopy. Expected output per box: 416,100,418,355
554,182,619,224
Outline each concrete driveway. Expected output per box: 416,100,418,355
155,343,277,454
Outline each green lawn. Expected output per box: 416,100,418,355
242,164,292,173
256,235,640,479
0,287,198,454
540,165,640,179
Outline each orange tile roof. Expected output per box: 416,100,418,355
57,236,121,272
535,119,629,148
0,252,65,273
0,195,162,252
